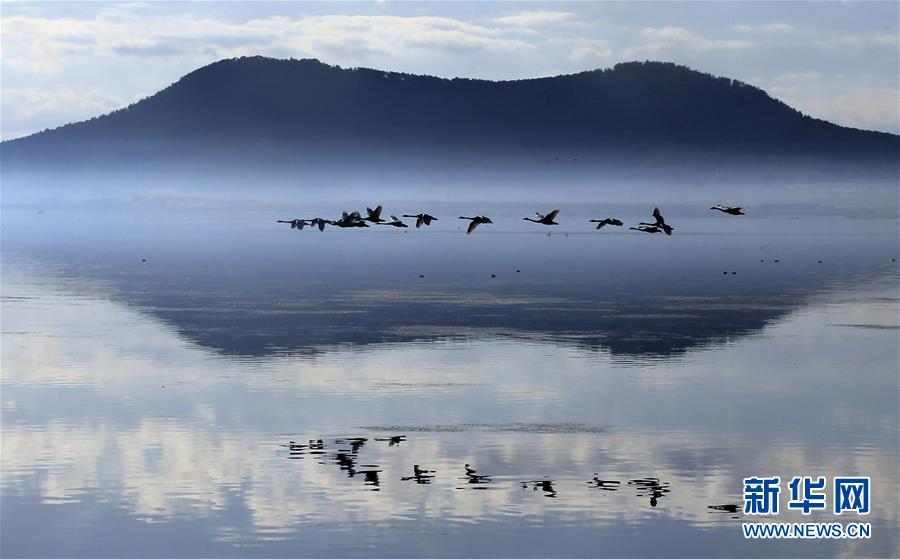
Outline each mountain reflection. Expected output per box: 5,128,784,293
3,212,897,362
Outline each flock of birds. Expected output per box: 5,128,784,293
278,204,746,235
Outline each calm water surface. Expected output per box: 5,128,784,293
2,207,898,557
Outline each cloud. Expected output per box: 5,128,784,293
777,70,821,82
625,26,754,57
1,87,125,121
783,87,899,134
731,23,795,33
815,33,898,50
1,12,530,74
493,11,573,27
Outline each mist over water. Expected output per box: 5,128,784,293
1,203,898,557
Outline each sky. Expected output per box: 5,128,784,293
1,1,898,141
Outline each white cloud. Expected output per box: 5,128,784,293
1,87,124,120
777,70,821,82
493,11,573,27
731,22,795,33
625,26,754,57
815,33,898,50
784,87,900,133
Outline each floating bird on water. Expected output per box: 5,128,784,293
639,207,673,235
590,218,624,230
523,209,559,226
459,215,493,234
378,215,408,228
277,219,309,230
402,213,438,228
710,205,745,215
363,205,386,223
630,225,662,234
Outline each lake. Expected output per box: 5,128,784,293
1,204,898,557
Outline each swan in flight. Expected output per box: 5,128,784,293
459,216,493,234
402,213,438,228
277,219,308,230
630,225,662,234
710,205,745,215
331,211,369,228
589,218,623,230
363,205,386,223
639,207,673,235
523,209,559,225
378,215,408,228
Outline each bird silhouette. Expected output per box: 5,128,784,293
459,216,493,234
378,215,408,228
308,218,328,231
630,225,662,234
330,211,369,228
363,205,386,223
710,205,745,215
639,207,673,235
523,209,560,225
277,219,309,230
590,218,624,230
402,213,438,228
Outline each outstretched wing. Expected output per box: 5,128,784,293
545,209,560,221
416,215,425,228
467,220,480,234
371,205,383,220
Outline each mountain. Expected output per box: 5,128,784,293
2,56,897,195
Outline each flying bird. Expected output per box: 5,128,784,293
307,217,329,232
402,213,438,228
378,215,408,228
330,211,369,228
630,225,662,234
459,215,493,234
710,205,745,215
523,209,559,225
590,218,624,230
277,219,309,230
363,205,386,223
639,207,673,235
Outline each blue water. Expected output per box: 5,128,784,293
2,206,898,557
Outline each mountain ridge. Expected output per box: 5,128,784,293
2,56,897,191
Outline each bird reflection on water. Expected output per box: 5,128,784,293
461,464,493,488
401,464,436,484
587,475,622,491
279,436,687,506
628,477,672,508
521,479,558,498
